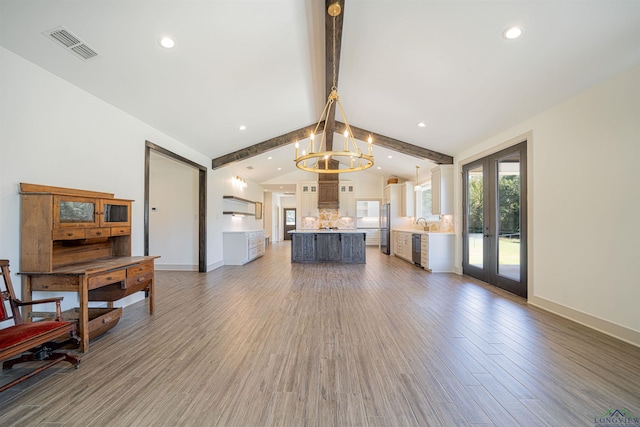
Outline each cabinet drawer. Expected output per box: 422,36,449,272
88,269,126,290
53,228,85,240
111,226,131,236
125,262,153,290
86,228,111,238
63,307,122,340
127,262,153,277
31,275,80,292
248,247,258,259
125,270,153,290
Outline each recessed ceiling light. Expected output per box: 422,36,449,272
277,167,282,171
159,37,175,49
377,166,381,170
502,26,523,40
387,155,393,159
267,156,273,160
238,125,247,131
417,122,426,128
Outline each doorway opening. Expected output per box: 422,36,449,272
145,141,207,272
462,141,527,297
283,208,296,240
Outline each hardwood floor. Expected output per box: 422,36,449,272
1,242,639,426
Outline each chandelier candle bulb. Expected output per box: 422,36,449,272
295,141,299,158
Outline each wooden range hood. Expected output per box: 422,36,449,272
317,159,340,209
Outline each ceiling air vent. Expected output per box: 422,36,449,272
43,26,99,61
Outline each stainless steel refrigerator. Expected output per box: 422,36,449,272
380,203,390,254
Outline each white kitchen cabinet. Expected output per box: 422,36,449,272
384,183,414,217
360,228,380,245
300,182,318,218
403,182,415,217
421,233,454,272
356,200,379,218
431,165,453,215
393,230,413,262
223,230,265,265
384,184,404,217
339,181,356,217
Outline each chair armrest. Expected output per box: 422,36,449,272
15,296,64,306
16,297,64,321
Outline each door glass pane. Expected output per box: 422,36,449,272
285,210,296,225
104,204,129,223
59,201,95,223
467,166,483,268
497,154,520,280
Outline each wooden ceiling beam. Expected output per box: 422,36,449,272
337,121,454,165
211,123,317,170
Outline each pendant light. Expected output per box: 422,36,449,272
294,2,374,173
414,166,421,191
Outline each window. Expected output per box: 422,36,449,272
415,182,440,221
285,210,296,225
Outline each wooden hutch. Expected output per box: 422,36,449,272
19,183,158,352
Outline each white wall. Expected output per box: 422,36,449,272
455,63,640,345
149,152,199,270
0,47,210,307
342,170,384,199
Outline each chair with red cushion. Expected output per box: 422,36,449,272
0,259,80,392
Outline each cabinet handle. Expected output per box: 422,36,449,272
96,232,102,236
138,277,144,283
67,233,73,237
106,276,112,281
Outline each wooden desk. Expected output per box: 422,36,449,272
20,256,158,352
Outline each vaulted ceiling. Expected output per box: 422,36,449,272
2,1,639,190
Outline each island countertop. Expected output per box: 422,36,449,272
290,230,366,263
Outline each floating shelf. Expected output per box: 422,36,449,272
223,195,255,204
222,211,255,216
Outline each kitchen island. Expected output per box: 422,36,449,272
289,230,366,264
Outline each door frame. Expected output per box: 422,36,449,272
145,141,207,272
462,140,527,297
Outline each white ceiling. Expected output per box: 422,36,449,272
2,0,639,190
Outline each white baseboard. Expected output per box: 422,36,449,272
528,295,640,348
155,264,198,271
207,260,224,272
